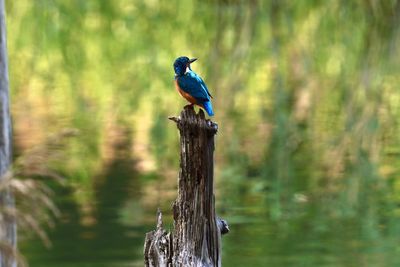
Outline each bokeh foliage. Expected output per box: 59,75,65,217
5,0,400,266
7,0,400,220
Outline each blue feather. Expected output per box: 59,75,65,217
203,101,214,116
177,71,211,102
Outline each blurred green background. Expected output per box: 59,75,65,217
5,0,400,266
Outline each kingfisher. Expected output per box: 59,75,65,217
173,56,214,116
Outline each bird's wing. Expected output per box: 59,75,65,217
195,73,213,98
177,71,211,102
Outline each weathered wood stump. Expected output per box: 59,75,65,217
144,106,228,267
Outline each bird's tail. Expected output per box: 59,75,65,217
202,101,214,116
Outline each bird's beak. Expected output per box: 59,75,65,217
189,58,197,64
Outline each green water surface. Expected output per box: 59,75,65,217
6,0,400,266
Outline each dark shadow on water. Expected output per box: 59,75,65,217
20,127,149,267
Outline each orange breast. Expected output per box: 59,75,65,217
175,79,198,105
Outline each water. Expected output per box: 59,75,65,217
18,145,400,266
20,174,400,267
5,0,400,266
20,161,148,267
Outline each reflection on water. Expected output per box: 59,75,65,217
18,126,400,267
20,175,400,267
223,191,400,267
19,126,146,267
6,0,400,266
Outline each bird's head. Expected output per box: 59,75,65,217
173,56,197,76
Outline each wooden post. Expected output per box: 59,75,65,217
144,106,228,267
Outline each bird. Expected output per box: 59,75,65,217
173,56,214,116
